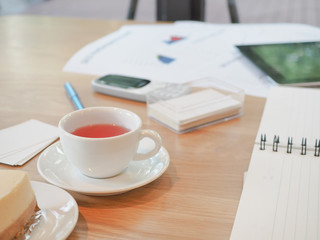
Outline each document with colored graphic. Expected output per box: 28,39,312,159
63,24,209,84
63,22,320,97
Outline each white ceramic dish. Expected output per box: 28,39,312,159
37,141,170,196
29,181,78,240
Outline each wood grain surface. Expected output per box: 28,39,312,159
0,15,266,240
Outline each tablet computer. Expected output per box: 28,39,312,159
236,41,320,86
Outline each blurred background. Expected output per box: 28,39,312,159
0,0,319,27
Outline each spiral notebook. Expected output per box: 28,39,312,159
231,86,320,240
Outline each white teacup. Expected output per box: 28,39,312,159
58,107,162,178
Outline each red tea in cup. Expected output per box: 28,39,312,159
59,107,162,178
71,124,130,138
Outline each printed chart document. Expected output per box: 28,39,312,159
63,22,320,98
231,86,320,239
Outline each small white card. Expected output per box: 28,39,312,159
0,119,59,166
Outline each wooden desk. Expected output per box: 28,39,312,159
0,15,265,239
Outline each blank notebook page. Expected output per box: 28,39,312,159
231,86,320,240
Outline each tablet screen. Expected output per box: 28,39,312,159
236,41,320,86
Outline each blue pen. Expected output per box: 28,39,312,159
64,82,84,110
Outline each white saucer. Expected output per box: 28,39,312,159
30,181,78,240
37,141,170,196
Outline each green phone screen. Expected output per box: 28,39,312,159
97,75,150,89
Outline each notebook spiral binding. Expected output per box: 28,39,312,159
259,134,320,157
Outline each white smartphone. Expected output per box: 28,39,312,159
91,74,165,102
91,74,189,102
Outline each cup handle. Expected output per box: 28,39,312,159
133,129,162,161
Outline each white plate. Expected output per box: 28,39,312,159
30,181,78,240
37,141,170,196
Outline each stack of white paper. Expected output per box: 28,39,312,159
148,89,242,132
0,119,59,166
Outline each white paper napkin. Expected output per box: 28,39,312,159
0,119,59,166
